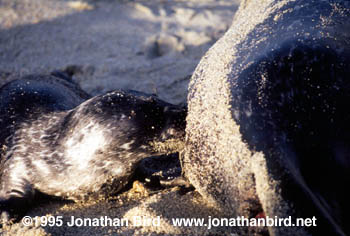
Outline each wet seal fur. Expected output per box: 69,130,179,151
183,0,350,235
0,73,186,223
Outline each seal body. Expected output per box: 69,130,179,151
183,0,350,235
0,74,186,222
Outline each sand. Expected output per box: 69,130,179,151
0,0,240,104
0,0,244,235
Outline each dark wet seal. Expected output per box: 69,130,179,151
0,73,187,224
183,0,350,235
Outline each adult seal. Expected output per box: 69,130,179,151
0,73,186,223
183,0,350,235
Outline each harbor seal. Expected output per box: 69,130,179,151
0,73,186,223
183,0,350,235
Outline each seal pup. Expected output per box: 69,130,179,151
183,0,350,235
0,73,186,223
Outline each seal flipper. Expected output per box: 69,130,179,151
0,175,35,224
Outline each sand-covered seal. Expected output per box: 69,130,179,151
0,73,186,223
183,0,350,235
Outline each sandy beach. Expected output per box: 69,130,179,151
0,0,240,104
